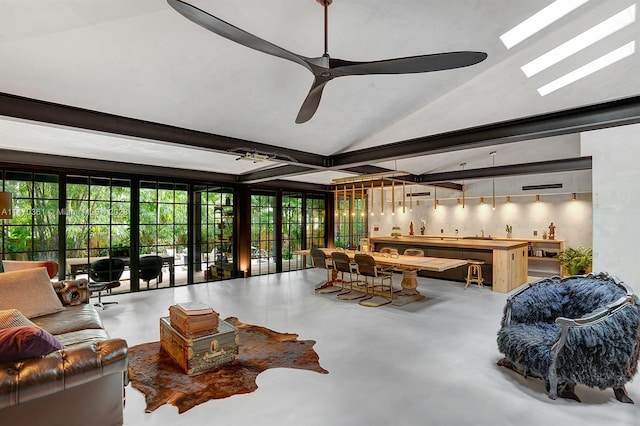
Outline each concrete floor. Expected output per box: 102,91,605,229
97,270,640,426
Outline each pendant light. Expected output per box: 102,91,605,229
433,185,437,210
391,179,395,215
402,180,406,214
409,185,413,212
380,180,384,215
490,151,496,210
371,181,375,216
460,163,466,208
351,184,356,217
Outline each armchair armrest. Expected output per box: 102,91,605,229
52,279,90,305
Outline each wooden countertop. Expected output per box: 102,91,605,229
370,236,528,250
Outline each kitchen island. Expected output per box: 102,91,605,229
370,236,528,293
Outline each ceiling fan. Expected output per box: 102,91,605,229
167,0,488,124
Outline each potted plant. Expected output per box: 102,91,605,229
391,225,402,239
556,246,593,276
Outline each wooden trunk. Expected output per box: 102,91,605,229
169,306,219,335
160,317,238,375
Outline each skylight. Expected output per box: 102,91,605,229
500,0,590,49
522,5,636,77
537,41,636,96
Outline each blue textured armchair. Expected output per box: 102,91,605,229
497,272,640,403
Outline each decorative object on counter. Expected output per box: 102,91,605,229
505,224,513,238
497,273,640,403
556,246,592,276
409,221,414,236
391,225,402,239
542,231,548,239
129,317,327,413
420,218,426,235
548,222,556,240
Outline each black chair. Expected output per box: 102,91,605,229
88,258,124,309
139,255,164,289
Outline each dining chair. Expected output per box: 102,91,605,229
354,253,394,307
403,248,425,257
331,251,366,300
310,248,341,294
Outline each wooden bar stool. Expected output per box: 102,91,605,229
465,260,485,290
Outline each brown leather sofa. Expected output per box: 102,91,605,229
0,277,128,426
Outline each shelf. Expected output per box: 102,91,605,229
529,257,560,263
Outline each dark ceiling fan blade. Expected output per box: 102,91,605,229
330,51,487,76
295,76,333,124
167,0,312,72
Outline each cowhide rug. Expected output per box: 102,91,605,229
128,316,328,413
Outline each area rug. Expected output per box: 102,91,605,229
128,316,328,413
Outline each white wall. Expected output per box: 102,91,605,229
368,172,593,248
581,123,640,287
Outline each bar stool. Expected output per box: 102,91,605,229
465,260,484,290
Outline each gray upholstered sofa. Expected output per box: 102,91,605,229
0,267,128,426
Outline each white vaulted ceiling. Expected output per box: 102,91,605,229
0,0,638,183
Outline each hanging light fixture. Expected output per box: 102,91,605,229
370,181,375,216
506,196,511,203
343,185,347,217
361,182,366,216
391,179,395,215
536,194,540,202
351,184,356,217
380,180,384,215
433,186,437,210
480,197,485,204
460,163,466,208
490,151,496,210
0,192,13,220
334,187,338,216
572,192,577,201
402,181,406,214
409,185,413,212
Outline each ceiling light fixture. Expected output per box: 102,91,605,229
538,41,636,96
522,5,636,77
500,0,589,49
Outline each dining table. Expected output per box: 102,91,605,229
295,248,468,305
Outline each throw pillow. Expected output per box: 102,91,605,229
0,267,64,318
0,309,36,329
0,325,64,363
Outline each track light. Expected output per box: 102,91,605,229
536,194,540,202
572,192,577,201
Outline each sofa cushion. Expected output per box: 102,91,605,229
55,328,111,348
0,309,36,329
0,268,64,318
32,304,104,336
0,325,64,363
